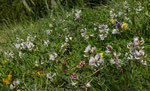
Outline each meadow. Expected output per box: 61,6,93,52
0,0,150,90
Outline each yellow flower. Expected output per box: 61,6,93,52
100,52,104,58
4,60,7,64
8,75,12,80
30,24,34,27
2,78,11,84
110,19,116,25
37,71,45,75
121,23,128,30
17,89,21,91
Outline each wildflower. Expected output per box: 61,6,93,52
84,45,91,53
71,80,76,86
123,1,129,9
44,40,49,47
49,52,58,61
46,73,56,81
80,61,85,67
115,22,122,27
110,59,115,65
37,71,45,76
112,29,119,34
99,24,109,40
8,75,12,80
80,28,89,39
89,56,96,66
121,23,128,30
89,54,104,66
127,37,146,65
4,60,7,64
46,30,53,35
49,24,53,28
10,84,15,89
110,19,116,24
106,45,113,53
71,74,78,80
74,9,82,20
13,80,20,86
100,52,104,58
86,82,91,88
3,78,11,84
17,89,21,91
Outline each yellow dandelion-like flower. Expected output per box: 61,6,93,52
110,19,116,25
4,60,7,64
2,78,11,85
100,52,104,58
17,89,21,91
37,71,45,75
8,74,12,80
121,23,128,30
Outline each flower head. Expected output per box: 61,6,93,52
100,52,104,58
110,19,116,24
121,23,128,30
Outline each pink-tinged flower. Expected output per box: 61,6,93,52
106,45,113,51
106,45,113,53
71,74,78,80
89,56,96,66
80,61,85,67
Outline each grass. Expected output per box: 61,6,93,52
0,0,150,90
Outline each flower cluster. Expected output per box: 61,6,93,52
46,72,56,81
106,45,121,70
84,45,104,67
126,37,147,65
80,28,89,40
73,9,82,20
10,80,20,89
89,53,104,66
15,35,36,51
49,52,58,61
84,45,96,57
98,24,109,40
2,75,12,85
136,2,144,14
94,23,110,40
61,35,72,52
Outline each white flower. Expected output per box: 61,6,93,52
49,24,53,28
110,59,115,65
86,82,91,87
71,81,76,86
98,58,104,65
75,9,82,20
46,30,53,35
84,45,91,53
49,52,57,61
44,40,49,47
26,42,34,51
91,46,96,53
46,73,53,79
112,29,119,34
95,54,100,61
46,73,56,80
89,56,96,66
10,84,15,89
13,80,20,86
15,44,20,49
